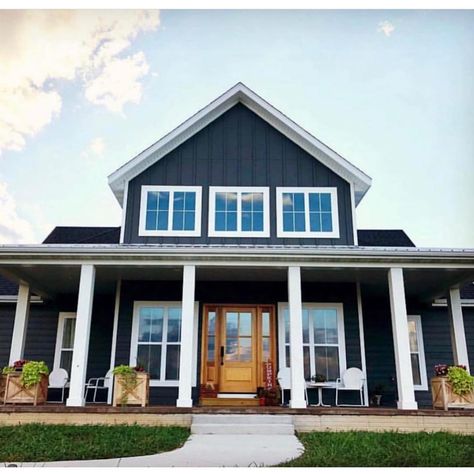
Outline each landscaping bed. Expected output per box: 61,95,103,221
0,424,189,463
280,431,474,467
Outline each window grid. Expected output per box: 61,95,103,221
215,192,238,231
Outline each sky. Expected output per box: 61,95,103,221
0,10,473,248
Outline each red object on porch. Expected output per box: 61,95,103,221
264,360,274,390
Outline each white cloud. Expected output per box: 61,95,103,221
0,181,36,244
377,20,395,37
83,137,106,159
0,10,160,155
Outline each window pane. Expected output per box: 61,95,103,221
411,353,421,385
185,192,195,210
226,338,239,361
184,211,195,231
325,309,338,344
157,192,169,210
283,212,294,232
226,312,238,337
313,309,326,344
302,309,309,343
282,193,294,211
303,346,311,380
309,193,320,212
138,307,163,343
263,337,270,361
207,335,215,362
253,211,264,231
208,311,216,335
227,211,237,231
320,193,331,212
313,309,338,344
408,320,418,352
216,192,226,211
145,210,157,230
239,338,252,361
215,211,226,231
147,191,159,211
262,312,270,337
157,210,168,230
309,212,321,232
321,213,333,232
174,192,185,210
253,193,264,212
242,193,252,212
294,212,306,232
285,344,290,367
239,312,252,336
293,193,305,211
60,350,73,374
137,344,161,379
315,346,339,381
226,193,237,211
166,345,180,380
284,309,289,344
172,210,184,230
167,307,181,343
242,212,251,231
62,318,76,349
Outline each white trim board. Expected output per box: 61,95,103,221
108,83,372,206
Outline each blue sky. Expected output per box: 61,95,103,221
1,10,473,247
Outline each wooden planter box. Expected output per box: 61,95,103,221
113,372,149,407
0,375,5,401
3,372,48,405
431,376,474,410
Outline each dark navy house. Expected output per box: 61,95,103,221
1,83,473,409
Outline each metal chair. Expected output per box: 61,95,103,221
48,368,69,403
85,369,113,403
335,367,365,407
277,367,308,406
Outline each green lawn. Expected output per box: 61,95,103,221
0,424,189,463
280,431,474,467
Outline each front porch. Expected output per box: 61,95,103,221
1,245,473,412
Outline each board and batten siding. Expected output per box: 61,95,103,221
123,103,355,245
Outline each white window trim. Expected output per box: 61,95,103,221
53,312,76,372
276,187,340,238
277,302,346,384
208,186,270,237
408,314,428,391
138,185,202,237
130,301,199,387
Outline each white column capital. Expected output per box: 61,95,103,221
448,287,470,372
9,281,31,365
66,264,96,407
287,266,306,409
387,267,417,410
177,265,196,407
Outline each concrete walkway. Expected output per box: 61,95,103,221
17,434,303,467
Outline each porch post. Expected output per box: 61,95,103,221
387,267,417,410
447,287,470,372
177,265,196,407
287,266,306,408
9,281,31,364
66,264,95,407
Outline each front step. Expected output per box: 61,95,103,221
191,414,295,435
200,397,260,407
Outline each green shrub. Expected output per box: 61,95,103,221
20,361,49,388
447,366,474,396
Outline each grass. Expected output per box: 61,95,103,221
280,431,474,467
0,424,189,463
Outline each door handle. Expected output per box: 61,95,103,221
220,346,224,365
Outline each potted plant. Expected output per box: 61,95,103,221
370,384,385,406
311,374,327,383
112,365,149,407
262,387,280,406
431,364,474,410
200,383,219,398
256,386,266,406
2,360,49,405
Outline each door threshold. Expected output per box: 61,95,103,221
217,393,256,399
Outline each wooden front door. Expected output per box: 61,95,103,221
201,305,276,394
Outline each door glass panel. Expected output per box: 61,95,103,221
262,312,270,337
239,312,252,336
226,338,239,361
239,337,252,361
208,311,216,335
263,337,270,361
208,335,215,362
226,312,238,338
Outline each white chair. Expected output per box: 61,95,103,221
335,367,365,407
277,367,308,406
48,368,69,403
85,369,113,403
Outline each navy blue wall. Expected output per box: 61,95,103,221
124,103,354,246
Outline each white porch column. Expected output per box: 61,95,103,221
66,265,96,407
177,265,196,407
388,267,417,410
9,281,31,364
287,266,306,408
447,287,470,372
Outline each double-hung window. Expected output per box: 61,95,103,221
139,186,202,236
208,187,270,237
130,301,198,387
276,187,339,238
407,315,428,390
278,303,346,382
53,312,76,375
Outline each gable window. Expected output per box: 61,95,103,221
130,301,199,387
407,315,428,390
139,186,202,237
278,303,346,382
208,187,270,237
276,187,339,238
53,312,76,375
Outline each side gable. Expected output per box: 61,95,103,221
108,83,371,206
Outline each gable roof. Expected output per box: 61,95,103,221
43,226,121,244
357,229,415,247
108,83,372,206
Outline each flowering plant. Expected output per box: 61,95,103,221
434,364,467,377
2,359,29,375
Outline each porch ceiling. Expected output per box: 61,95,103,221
1,264,472,302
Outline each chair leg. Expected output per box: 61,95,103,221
281,389,285,406
335,389,338,406
61,386,65,403
93,386,98,403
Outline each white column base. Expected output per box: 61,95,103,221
397,400,418,410
66,396,86,407
290,399,308,409
176,398,193,408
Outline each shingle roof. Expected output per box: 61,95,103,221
42,226,121,244
357,229,415,247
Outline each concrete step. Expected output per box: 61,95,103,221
193,414,293,425
191,423,294,435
